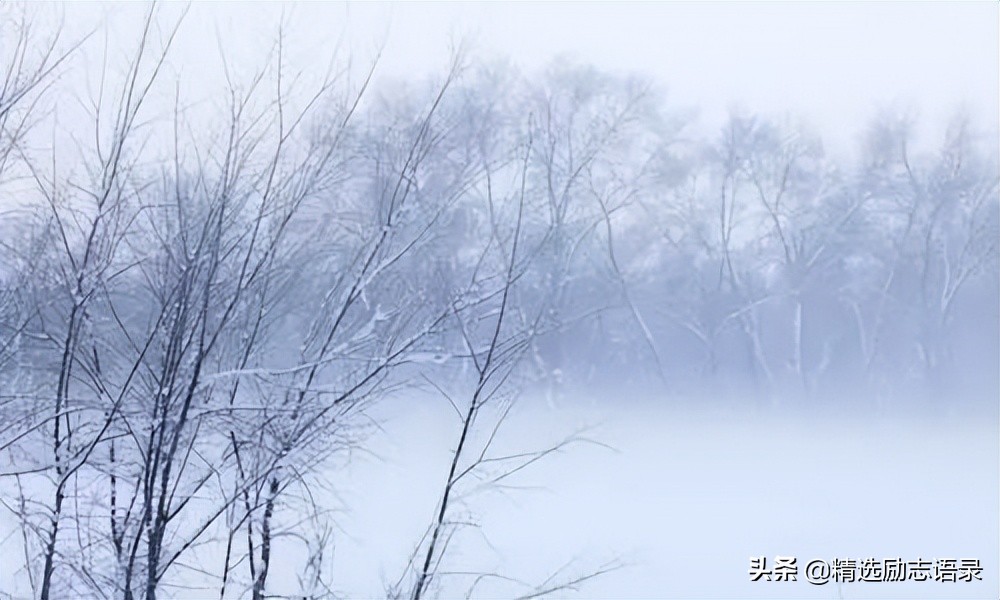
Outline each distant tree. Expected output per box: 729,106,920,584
855,112,999,398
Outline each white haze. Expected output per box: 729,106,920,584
278,397,999,600
4,397,995,598
0,3,997,600
55,2,1000,154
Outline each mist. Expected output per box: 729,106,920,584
0,3,997,599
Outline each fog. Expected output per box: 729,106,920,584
0,3,997,600
327,399,998,599
6,398,994,598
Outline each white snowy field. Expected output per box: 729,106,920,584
2,395,997,599
262,395,999,600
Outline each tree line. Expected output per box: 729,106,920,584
0,7,996,599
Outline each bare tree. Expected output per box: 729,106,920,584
2,8,995,600
0,8,186,598
520,64,671,398
0,3,78,427
855,113,999,398
232,52,496,600
401,114,618,600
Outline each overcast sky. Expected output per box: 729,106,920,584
54,1,1000,155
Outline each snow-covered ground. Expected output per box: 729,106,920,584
285,396,998,599
2,395,996,599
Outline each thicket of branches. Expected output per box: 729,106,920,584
0,7,996,600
